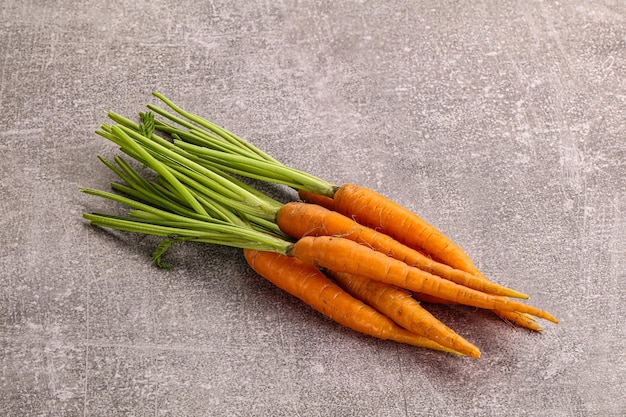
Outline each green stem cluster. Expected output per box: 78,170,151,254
83,92,342,266
146,92,337,197
83,112,296,266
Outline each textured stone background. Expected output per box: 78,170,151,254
1,1,625,416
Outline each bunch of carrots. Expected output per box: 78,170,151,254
81,93,558,358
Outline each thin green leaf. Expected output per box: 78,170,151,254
140,111,155,138
151,238,178,269
109,125,208,216
151,92,281,163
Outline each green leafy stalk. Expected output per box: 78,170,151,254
84,111,301,266
84,212,291,251
152,117,266,162
82,188,292,252
174,140,335,196
148,92,337,196
83,95,342,267
107,121,282,216
109,124,208,216
151,92,279,163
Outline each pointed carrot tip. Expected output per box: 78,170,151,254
488,282,530,299
524,322,544,332
448,347,480,358
507,289,530,300
543,313,559,324
458,343,481,359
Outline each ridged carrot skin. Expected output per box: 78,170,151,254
288,236,558,323
276,201,528,299
332,183,480,274
327,270,481,358
243,249,462,354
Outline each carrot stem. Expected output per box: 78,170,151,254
148,92,337,196
150,92,280,164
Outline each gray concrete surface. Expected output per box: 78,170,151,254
1,1,625,416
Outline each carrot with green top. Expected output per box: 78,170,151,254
79,145,489,352
81,95,558,361
244,249,463,355
139,93,557,325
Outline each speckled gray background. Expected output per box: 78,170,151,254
1,1,625,416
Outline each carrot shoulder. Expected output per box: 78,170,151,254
288,236,558,323
276,201,527,299
243,249,462,354
327,270,481,358
298,189,335,210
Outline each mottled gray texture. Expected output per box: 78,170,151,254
1,1,625,416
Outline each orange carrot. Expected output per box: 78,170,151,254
276,201,528,299
300,187,546,330
288,236,558,323
277,191,544,331
331,183,482,275
298,189,336,210
244,249,463,354
327,270,481,358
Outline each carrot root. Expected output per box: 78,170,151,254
244,249,465,355
276,201,528,300
288,236,558,324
